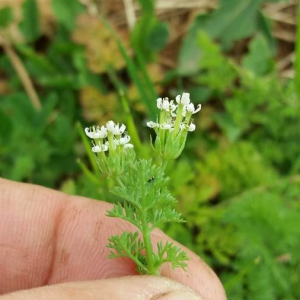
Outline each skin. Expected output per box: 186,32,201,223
0,178,227,300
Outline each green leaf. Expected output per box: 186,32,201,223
0,6,13,28
257,11,277,55
19,0,40,41
107,232,147,273
52,0,84,31
242,34,274,76
197,31,237,92
178,15,210,75
155,241,189,270
147,21,169,51
205,0,262,48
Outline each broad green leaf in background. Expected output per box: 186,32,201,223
205,0,262,48
178,15,210,75
52,0,84,31
147,21,169,51
0,6,13,28
19,0,40,41
256,11,277,55
242,34,274,76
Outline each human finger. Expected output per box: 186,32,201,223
0,178,226,300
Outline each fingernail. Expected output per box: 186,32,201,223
157,290,204,300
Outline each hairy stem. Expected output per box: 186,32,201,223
140,167,156,275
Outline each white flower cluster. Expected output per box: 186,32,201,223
85,120,133,153
146,92,201,132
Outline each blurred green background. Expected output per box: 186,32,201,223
0,0,299,299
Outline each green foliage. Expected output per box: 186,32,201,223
205,0,262,48
0,0,298,297
242,34,274,75
108,232,147,273
196,142,278,199
0,93,77,185
108,159,187,274
197,31,237,93
178,15,210,75
19,0,40,42
52,0,84,31
222,179,300,300
0,6,13,28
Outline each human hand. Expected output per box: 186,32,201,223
0,178,226,300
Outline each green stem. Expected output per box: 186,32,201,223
140,167,156,275
160,159,169,171
76,159,99,184
76,122,101,178
108,132,115,154
173,104,184,136
295,2,300,96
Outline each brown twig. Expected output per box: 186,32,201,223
123,0,136,30
0,36,42,111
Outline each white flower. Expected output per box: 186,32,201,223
162,98,170,111
115,135,131,145
170,101,177,117
106,121,126,135
85,126,107,139
157,97,172,111
179,122,196,131
113,123,126,135
124,143,134,149
157,98,163,109
147,121,160,128
186,103,202,114
182,106,187,117
106,120,116,132
92,144,109,152
118,124,126,134
188,123,196,131
160,123,173,130
176,92,190,105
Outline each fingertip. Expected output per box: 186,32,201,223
1,276,204,300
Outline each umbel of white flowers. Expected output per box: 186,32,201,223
85,121,134,176
85,121,134,153
147,92,201,160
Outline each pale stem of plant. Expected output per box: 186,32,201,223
159,110,166,145
160,159,169,171
1,39,42,111
76,122,101,178
107,132,115,154
140,167,156,275
123,0,136,30
185,113,192,125
295,2,300,95
173,104,184,136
